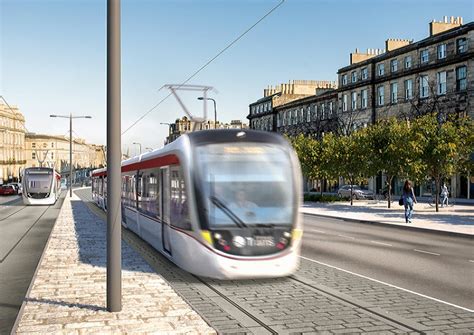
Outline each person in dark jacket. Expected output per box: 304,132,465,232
402,180,417,223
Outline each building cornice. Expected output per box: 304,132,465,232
338,22,474,73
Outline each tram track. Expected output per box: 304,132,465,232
0,204,27,221
0,205,51,263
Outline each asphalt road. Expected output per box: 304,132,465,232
301,213,474,310
0,193,65,335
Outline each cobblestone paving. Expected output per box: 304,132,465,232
15,194,215,334
297,258,474,334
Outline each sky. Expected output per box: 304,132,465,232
1,0,473,157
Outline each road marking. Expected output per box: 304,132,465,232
469,260,474,263
337,234,355,239
414,249,440,256
306,229,326,234
299,255,474,313
370,240,392,247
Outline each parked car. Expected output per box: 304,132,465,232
0,185,17,196
7,182,23,195
337,185,374,200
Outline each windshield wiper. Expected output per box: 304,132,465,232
209,196,248,228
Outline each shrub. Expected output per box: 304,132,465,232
304,193,343,202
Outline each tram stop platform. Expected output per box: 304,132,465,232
12,191,216,334
301,200,474,236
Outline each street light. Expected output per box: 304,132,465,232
197,97,217,129
50,114,92,197
132,142,142,155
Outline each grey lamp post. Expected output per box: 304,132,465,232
50,114,92,197
197,97,217,129
132,142,142,155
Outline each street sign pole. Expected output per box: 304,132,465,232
106,0,122,312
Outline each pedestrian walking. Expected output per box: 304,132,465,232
441,183,449,207
402,180,417,223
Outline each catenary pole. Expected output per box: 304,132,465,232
107,0,122,312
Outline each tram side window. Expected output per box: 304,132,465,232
99,177,103,196
138,169,160,218
121,174,136,208
170,167,190,230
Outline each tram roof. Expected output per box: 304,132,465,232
92,129,289,176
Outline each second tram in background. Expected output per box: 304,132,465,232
22,167,61,205
92,129,303,279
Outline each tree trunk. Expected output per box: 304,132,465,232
387,175,393,209
320,179,323,196
435,176,440,212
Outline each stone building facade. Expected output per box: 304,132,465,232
165,116,249,144
0,103,26,183
248,80,337,132
247,17,473,198
24,133,105,175
337,17,473,128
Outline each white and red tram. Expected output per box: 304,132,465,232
22,167,61,205
92,129,303,279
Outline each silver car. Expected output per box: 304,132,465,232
337,185,374,200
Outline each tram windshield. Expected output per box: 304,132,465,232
24,169,53,193
195,143,295,228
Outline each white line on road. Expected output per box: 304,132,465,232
370,240,393,247
299,255,474,313
469,260,474,263
306,229,326,234
414,249,440,256
337,234,355,240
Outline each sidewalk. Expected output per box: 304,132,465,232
301,200,474,235
13,193,215,334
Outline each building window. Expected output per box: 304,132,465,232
263,104,267,112
437,44,446,59
456,66,467,91
321,104,325,119
377,86,384,106
420,49,429,64
361,67,368,80
32,152,36,160
377,63,385,76
351,71,357,83
404,56,412,69
437,71,447,95
419,75,429,98
32,143,36,148
351,92,357,110
306,107,311,122
51,142,54,148
361,89,368,109
342,74,347,85
342,94,348,112
404,79,413,100
390,59,398,72
329,101,333,114
51,152,54,160
457,38,467,54
390,82,398,103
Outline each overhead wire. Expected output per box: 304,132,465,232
121,0,285,136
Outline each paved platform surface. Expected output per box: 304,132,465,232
301,200,474,235
13,193,215,334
